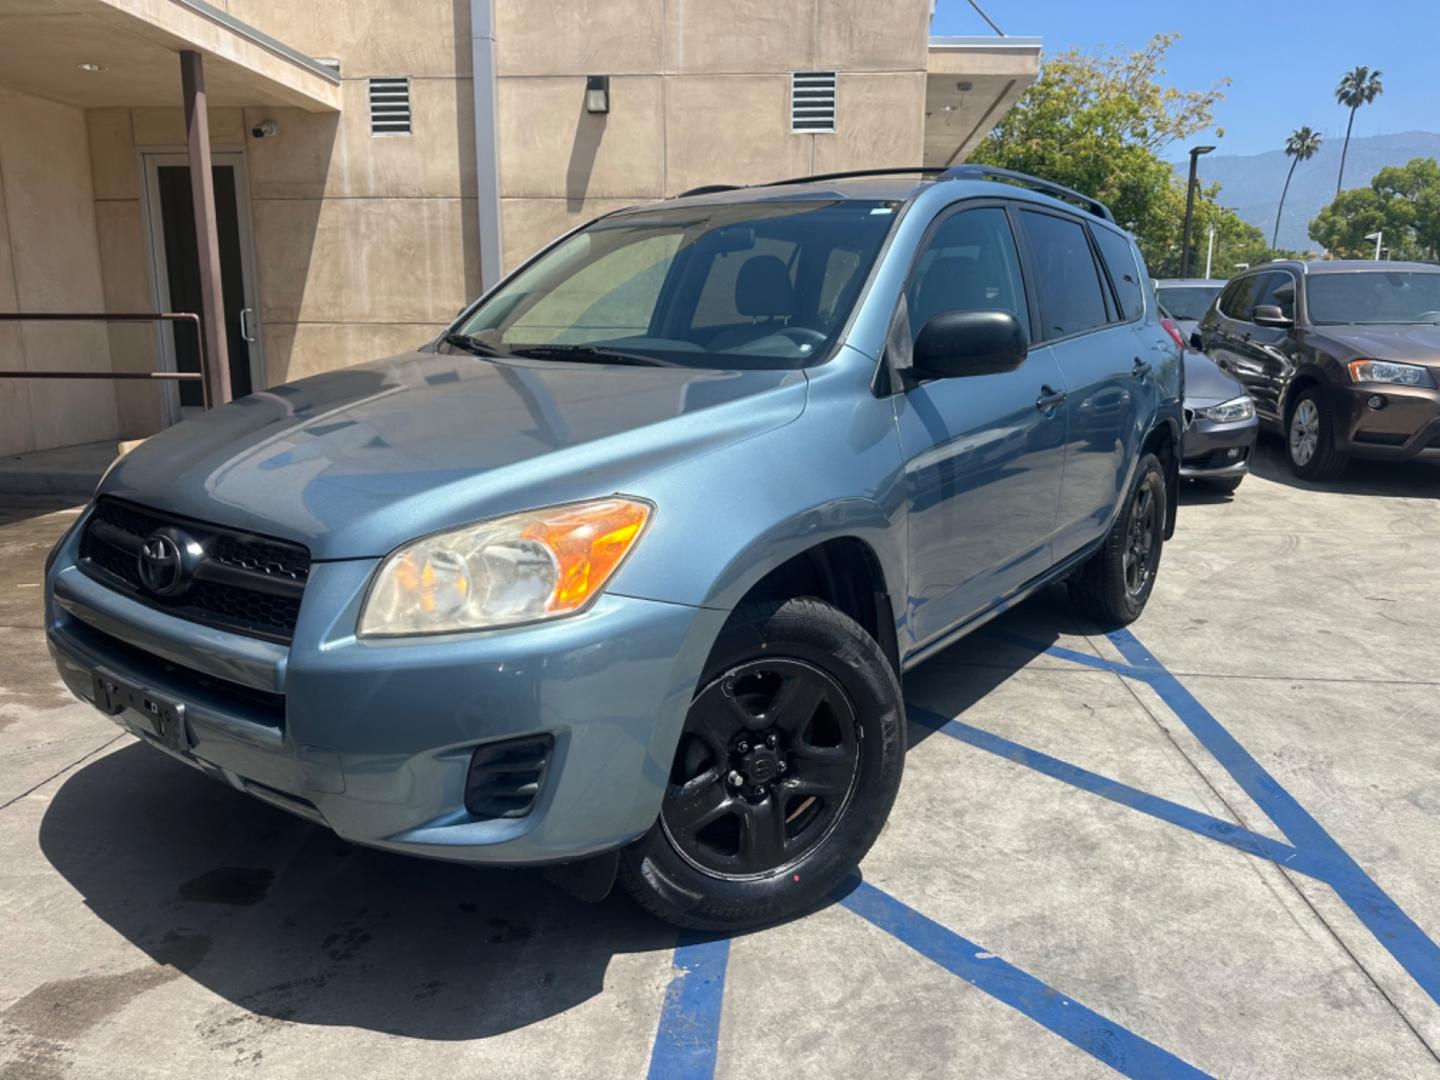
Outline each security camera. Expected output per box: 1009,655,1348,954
251,119,278,139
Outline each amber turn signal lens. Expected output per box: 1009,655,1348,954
523,499,651,612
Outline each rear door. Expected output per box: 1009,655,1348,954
893,203,1067,648
1016,208,1149,560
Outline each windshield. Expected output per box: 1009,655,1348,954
1156,285,1222,321
1306,271,1440,325
449,199,899,369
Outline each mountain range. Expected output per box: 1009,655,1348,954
1173,131,1440,252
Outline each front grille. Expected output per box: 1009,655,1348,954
1182,446,1250,471
465,735,554,819
78,498,311,644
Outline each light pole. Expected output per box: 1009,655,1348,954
1180,144,1215,277
1364,230,1383,260
1204,222,1216,279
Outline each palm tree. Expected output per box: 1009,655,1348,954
1334,66,1383,195
1273,126,1323,250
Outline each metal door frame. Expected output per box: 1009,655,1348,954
138,147,264,424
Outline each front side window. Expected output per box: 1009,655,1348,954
1305,271,1440,326
1252,272,1298,322
1018,210,1109,340
1218,275,1262,321
452,199,900,370
905,206,1027,344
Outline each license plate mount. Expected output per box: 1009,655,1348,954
92,669,189,754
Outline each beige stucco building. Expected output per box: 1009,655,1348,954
0,0,1039,456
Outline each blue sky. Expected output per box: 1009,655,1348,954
931,0,1436,160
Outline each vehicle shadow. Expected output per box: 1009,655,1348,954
38,590,1075,1040
1249,432,1440,498
39,745,677,1041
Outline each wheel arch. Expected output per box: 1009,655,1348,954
1141,415,1181,540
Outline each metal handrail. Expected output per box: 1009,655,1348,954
0,312,211,409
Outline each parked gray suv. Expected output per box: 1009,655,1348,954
44,166,1182,930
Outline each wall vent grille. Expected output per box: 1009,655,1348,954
791,71,837,132
369,77,411,135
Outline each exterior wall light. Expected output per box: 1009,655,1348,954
585,75,610,115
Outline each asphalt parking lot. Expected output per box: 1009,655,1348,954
2,437,1439,1080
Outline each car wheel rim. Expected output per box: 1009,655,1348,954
1290,400,1319,466
661,657,861,881
1122,482,1160,597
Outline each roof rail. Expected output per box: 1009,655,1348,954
942,165,1115,222
763,166,949,187
675,183,743,198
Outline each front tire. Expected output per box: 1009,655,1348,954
1287,388,1348,480
619,597,904,931
1070,452,1166,629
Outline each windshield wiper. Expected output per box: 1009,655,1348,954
442,332,509,357
506,344,676,367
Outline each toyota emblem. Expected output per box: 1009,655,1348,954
137,529,195,597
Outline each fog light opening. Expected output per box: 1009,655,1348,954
1367,395,1387,410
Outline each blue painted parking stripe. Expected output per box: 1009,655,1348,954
984,629,1141,677
1105,627,1440,1008
838,879,1212,1079
906,704,1340,879
647,935,731,1080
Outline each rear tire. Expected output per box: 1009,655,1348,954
1069,452,1166,629
619,597,904,931
1286,387,1348,480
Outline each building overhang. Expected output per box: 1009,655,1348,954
0,0,340,111
925,35,1041,167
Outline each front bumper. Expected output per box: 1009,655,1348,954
1181,410,1259,478
1338,383,1440,460
45,514,725,866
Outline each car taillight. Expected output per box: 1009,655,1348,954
1160,317,1186,352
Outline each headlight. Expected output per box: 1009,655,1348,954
1197,395,1255,423
359,498,651,637
1348,359,1435,388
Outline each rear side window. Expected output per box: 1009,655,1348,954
1092,225,1144,319
1018,210,1110,340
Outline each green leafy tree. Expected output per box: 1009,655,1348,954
969,34,1229,270
1273,127,1322,250
1310,158,1440,260
1334,67,1383,196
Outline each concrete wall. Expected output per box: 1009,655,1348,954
0,87,118,456
494,0,931,270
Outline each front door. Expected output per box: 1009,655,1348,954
894,204,1067,649
143,152,263,421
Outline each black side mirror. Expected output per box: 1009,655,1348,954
911,310,1027,380
1189,331,1203,350
1252,304,1293,328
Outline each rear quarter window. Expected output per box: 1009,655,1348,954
1091,226,1144,320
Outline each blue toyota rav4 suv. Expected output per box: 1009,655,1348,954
45,166,1181,930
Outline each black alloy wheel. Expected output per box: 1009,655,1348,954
661,657,860,879
1122,479,1161,598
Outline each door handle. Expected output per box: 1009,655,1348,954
239,307,257,343
1035,385,1067,413
1132,357,1152,379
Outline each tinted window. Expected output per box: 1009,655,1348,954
1218,275,1262,320
906,207,1027,343
1253,272,1297,321
1018,210,1109,339
1092,226,1144,319
1157,284,1223,321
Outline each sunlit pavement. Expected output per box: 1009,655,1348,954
2,438,1439,1079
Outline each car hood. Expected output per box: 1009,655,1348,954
100,350,808,559
1183,348,1244,407
1310,324,1440,365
